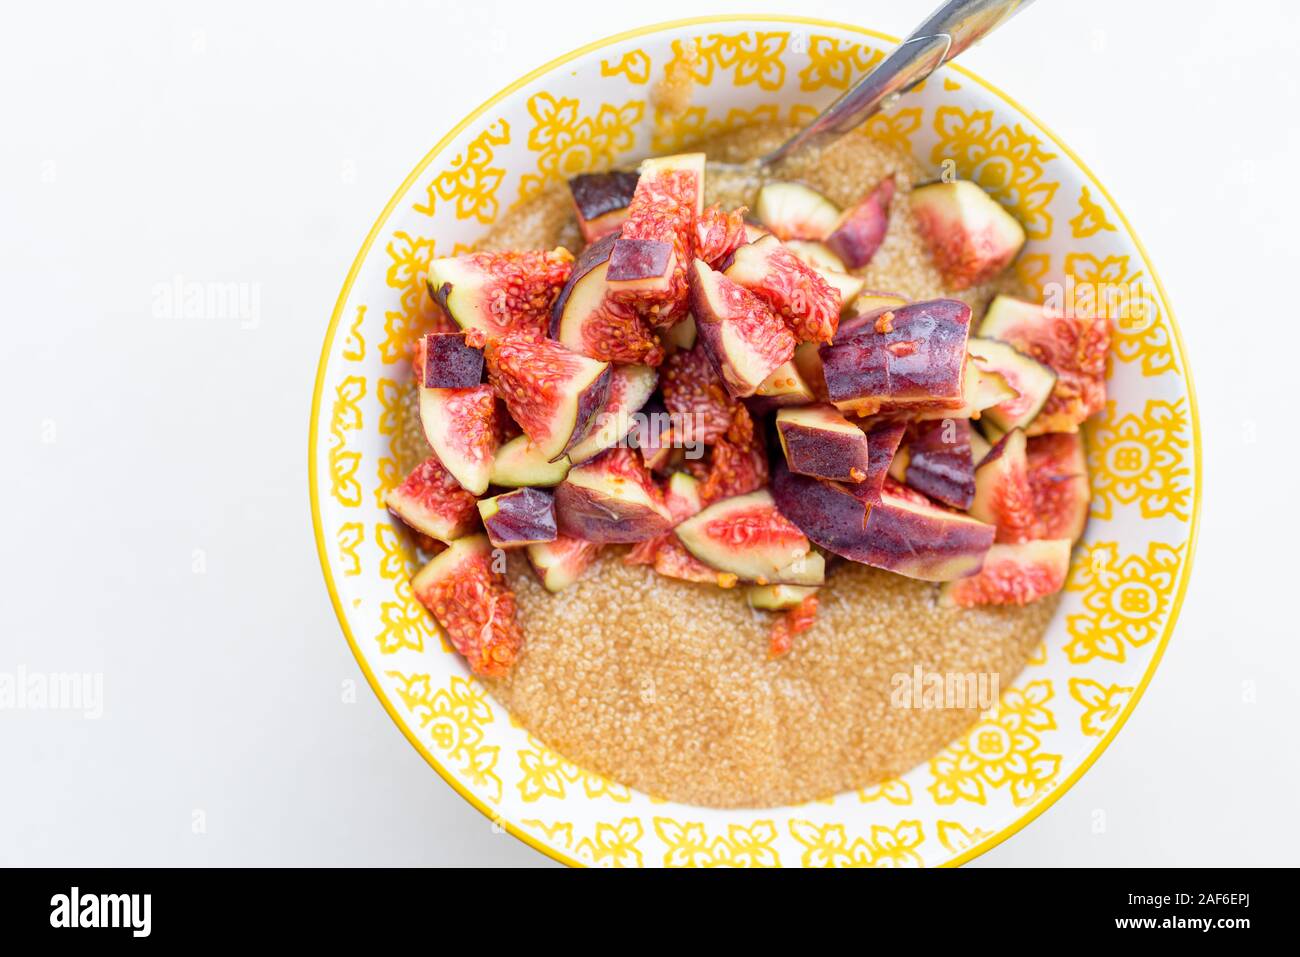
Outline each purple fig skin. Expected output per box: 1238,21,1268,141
560,365,613,460
832,291,909,342
549,232,617,338
777,419,870,483
607,239,673,282
481,488,557,547
856,420,907,504
825,177,895,269
553,484,672,544
904,418,976,509
423,333,484,389
819,298,971,411
772,459,992,580
569,171,639,221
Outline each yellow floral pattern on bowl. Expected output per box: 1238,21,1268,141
309,17,1199,867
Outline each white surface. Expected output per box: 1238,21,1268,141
0,0,1295,867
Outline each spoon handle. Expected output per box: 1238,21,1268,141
762,0,1036,166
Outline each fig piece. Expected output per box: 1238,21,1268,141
1027,432,1091,542
825,176,895,269
833,292,911,342
697,403,769,505
477,487,557,549
411,535,522,677
791,341,828,402
969,428,1036,543
819,298,972,413
427,248,574,340
816,268,868,315
767,592,819,658
724,234,841,343
527,534,602,593
484,334,611,463
858,419,908,504
419,332,484,389
904,417,976,509
550,232,665,365
910,180,1025,289
776,403,871,482
746,359,816,415
418,384,501,495
663,470,704,521
784,240,846,273
488,434,571,488
746,582,818,611
631,398,683,474
755,182,840,241
553,447,673,543
772,462,993,581
610,152,705,323
660,343,736,446
688,259,796,398
966,336,1057,432
565,364,658,464
695,203,748,268
385,455,481,543
939,539,1071,608
663,313,697,351
568,170,639,244
970,428,993,467
675,489,825,585
915,355,1018,420
979,295,1110,434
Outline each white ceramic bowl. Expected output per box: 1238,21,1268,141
309,15,1200,867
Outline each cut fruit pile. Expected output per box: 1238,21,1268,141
388,154,1110,675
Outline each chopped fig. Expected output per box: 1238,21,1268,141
675,489,824,585
913,355,1017,420
610,152,705,323
724,234,841,343
664,470,703,521
755,182,840,241
688,259,796,398
773,462,994,581
1027,432,1090,542
768,592,819,658
939,539,1071,608
910,180,1025,289
746,360,816,415
697,404,769,504
488,434,571,488
565,364,657,464
660,343,736,445
904,417,976,509
632,399,682,473
695,203,748,268
485,334,611,462
833,292,910,341
979,295,1110,433
622,471,710,579
550,233,664,365
969,428,1036,543
420,332,484,389
650,537,738,586
527,534,602,592
663,313,697,351
743,223,771,243
784,240,846,273
887,444,910,483
858,419,907,504
385,455,480,543
427,248,574,340
477,487,557,548
792,341,828,402
411,535,522,677
553,447,673,543
746,582,818,610
970,427,993,466
825,176,895,269
569,170,639,243
966,336,1057,432
817,268,868,315
820,298,972,413
776,403,871,482
418,384,501,495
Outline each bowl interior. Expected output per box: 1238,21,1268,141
310,16,1198,867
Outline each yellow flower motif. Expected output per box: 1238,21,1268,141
515,735,631,804
328,375,365,508
1070,185,1116,238
1069,678,1134,737
521,819,575,849
1065,253,1174,376
861,106,922,154
1066,541,1183,664
1026,639,1048,666
414,119,509,224
1014,252,1051,302
374,377,426,509
929,680,1061,807
389,672,501,802
376,522,416,582
1086,398,1191,521
518,92,643,202
858,777,913,805
789,820,925,868
337,522,363,576
936,820,992,855
931,106,1058,239
576,819,644,867
664,31,789,91
342,305,366,361
653,818,781,867
375,579,435,655
379,232,468,367
601,49,651,84
798,36,882,92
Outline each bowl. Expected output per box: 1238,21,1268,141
309,15,1199,867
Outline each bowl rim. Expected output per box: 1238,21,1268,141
308,13,1201,868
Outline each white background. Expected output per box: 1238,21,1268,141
1,0,1296,867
